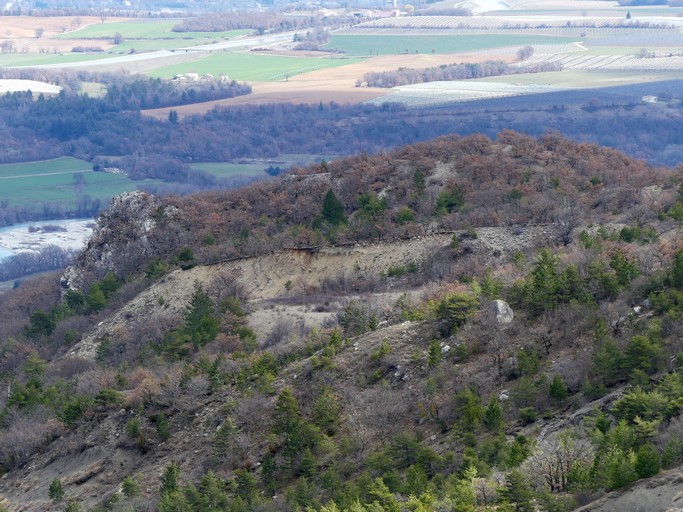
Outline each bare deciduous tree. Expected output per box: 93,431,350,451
523,432,594,492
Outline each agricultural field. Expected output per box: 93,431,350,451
0,15,109,39
0,52,110,67
59,20,249,41
190,155,327,177
57,21,251,54
149,52,362,81
110,38,219,53
365,80,566,107
190,162,271,178
490,6,683,16
0,157,90,178
0,158,162,210
480,69,683,88
517,51,683,71
325,33,577,56
354,15,683,30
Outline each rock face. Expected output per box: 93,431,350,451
490,299,514,324
61,191,174,290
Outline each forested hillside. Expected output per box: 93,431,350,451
1,69,682,230
2,133,683,511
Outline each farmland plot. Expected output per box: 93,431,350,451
364,80,565,107
326,33,576,56
517,52,683,71
353,15,683,30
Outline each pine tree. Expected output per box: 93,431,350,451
450,465,477,512
635,443,661,479
502,470,534,512
483,396,504,432
412,169,426,195
183,285,219,347
428,340,442,367
273,388,301,435
64,500,81,512
48,479,65,502
160,461,181,495
368,477,400,512
321,189,345,226
672,250,683,289
549,374,568,405
528,249,560,316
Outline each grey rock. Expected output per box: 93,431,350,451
490,299,514,324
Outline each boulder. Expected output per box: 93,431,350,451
490,299,514,324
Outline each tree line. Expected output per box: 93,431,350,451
0,70,681,228
171,11,356,33
362,60,562,88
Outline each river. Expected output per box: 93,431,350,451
0,219,95,262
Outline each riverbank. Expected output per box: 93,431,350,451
0,219,95,261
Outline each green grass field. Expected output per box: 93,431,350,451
191,162,269,178
325,34,577,57
110,38,221,53
0,52,110,67
0,158,163,209
191,154,328,177
60,20,249,41
0,171,161,208
149,52,362,81
0,157,91,178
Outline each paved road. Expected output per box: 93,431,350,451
8,30,299,70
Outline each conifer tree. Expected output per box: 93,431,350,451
549,374,569,405
321,189,345,226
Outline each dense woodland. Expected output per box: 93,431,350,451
3,134,683,510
